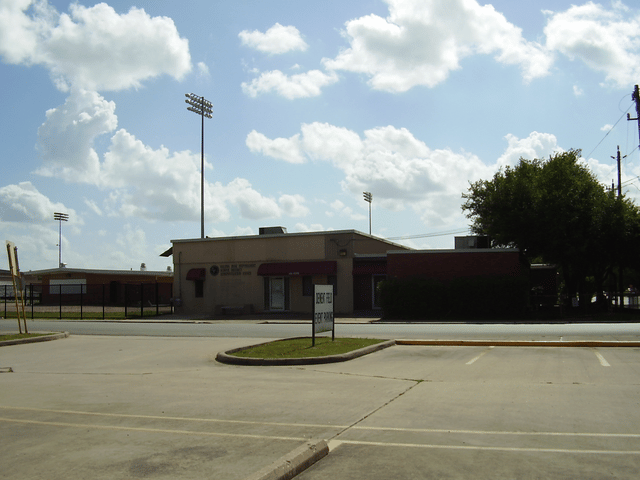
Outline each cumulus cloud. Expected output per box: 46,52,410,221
222,178,280,220
0,1,191,91
101,129,225,221
36,88,117,182
322,0,552,92
246,130,305,163
239,23,308,54
279,194,310,217
496,132,562,169
544,2,640,88
0,181,76,224
241,69,338,99
250,122,497,227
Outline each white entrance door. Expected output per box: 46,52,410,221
270,277,285,310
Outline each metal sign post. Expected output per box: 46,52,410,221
312,284,334,346
6,241,27,334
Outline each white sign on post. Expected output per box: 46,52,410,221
313,284,334,344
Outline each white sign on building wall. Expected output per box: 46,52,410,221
313,284,334,344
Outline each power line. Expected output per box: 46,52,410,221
586,103,633,159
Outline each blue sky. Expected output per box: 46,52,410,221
2,0,640,272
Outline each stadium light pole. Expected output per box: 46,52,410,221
53,212,69,267
363,192,372,235
185,93,213,239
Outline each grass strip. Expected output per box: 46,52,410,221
0,333,54,342
231,337,386,359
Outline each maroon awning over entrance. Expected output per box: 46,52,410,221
186,268,206,280
257,261,337,276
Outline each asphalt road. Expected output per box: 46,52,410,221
2,318,640,341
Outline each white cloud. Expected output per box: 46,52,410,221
294,223,325,232
246,130,305,163
544,2,640,88
83,198,102,216
197,61,210,78
0,1,191,91
102,129,229,222
242,69,338,99
279,194,310,217
496,132,562,169
601,124,613,132
36,88,117,182
327,199,366,221
239,23,308,54
222,178,281,220
0,181,76,224
252,122,495,227
322,0,552,92
573,85,584,96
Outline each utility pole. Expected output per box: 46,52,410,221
611,146,622,197
628,85,640,150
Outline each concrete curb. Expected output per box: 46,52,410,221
243,439,328,480
395,339,640,347
0,332,70,347
216,339,396,366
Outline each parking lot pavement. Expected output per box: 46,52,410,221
2,337,640,479
296,345,640,479
0,335,412,479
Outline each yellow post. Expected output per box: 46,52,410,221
6,241,27,334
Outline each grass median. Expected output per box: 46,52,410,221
230,337,387,359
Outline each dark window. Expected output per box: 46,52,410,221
302,276,313,296
194,280,204,298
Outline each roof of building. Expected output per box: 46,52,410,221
167,229,411,252
25,267,173,277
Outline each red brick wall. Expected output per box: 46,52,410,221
387,250,525,281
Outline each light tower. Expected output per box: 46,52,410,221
53,212,68,267
363,191,372,235
185,93,213,239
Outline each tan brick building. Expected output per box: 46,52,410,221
168,228,410,316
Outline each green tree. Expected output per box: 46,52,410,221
462,149,640,308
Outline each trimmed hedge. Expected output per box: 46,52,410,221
378,275,529,320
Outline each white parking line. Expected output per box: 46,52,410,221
466,346,494,365
338,438,640,455
0,417,307,442
593,349,611,367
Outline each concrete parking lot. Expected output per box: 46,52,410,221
1,334,639,479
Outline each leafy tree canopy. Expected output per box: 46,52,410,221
462,149,640,303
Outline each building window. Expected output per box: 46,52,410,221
302,276,313,296
194,280,204,298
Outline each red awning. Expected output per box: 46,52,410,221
257,261,337,276
352,263,387,275
186,268,206,280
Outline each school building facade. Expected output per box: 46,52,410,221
167,229,531,317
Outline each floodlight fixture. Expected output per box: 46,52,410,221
185,93,213,238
